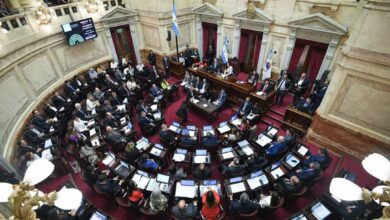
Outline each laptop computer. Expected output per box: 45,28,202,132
172,121,180,127
176,148,187,154
187,125,196,130
203,180,217,186
203,125,212,130
250,170,263,178
238,140,249,147
222,147,232,153
157,174,170,184
230,176,243,183
219,121,227,127
181,180,195,186
196,149,207,156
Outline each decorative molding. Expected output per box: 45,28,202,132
100,6,137,22
193,3,223,17
288,12,348,36
232,7,274,24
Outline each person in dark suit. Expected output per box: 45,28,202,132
184,45,193,68
312,80,329,110
215,89,227,107
186,86,195,101
83,165,102,186
293,72,309,105
180,132,197,147
172,200,198,220
159,124,177,143
148,50,157,66
247,152,268,170
102,112,120,129
176,102,188,123
150,84,163,100
222,158,245,177
293,162,321,183
52,92,67,108
136,100,150,115
31,110,52,133
283,129,297,148
198,78,209,95
74,103,90,121
265,136,287,157
229,192,260,215
193,163,212,180
259,79,274,95
105,126,125,151
297,97,314,115
202,132,219,147
275,73,292,106
206,45,215,63
24,124,46,145
302,147,330,168
237,96,253,117
64,80,77,97
110,92,122,107
94,174,123,195
18,139,42,156
162,53,170,77
139,111,156,128
275,176,303,197
247,70,259,86
118,82,131,99
210,58,220,72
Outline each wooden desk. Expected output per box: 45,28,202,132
282,106,313,137
250,90,276,112
188,68,255,102
188,99,219,121
170,60,186,79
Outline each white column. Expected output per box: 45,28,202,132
216,21,222,57
232,25,241,58
256,28,269,73
129,22,141,63
196,19,203,59
282,28,297,70
106,27,119,62
317,35,339,79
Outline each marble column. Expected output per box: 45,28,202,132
282,28,297,70
317,35,339,79
196,19,203,59
232,25,241,58
129,22,141,63
216,20,222,57
257,27,269,74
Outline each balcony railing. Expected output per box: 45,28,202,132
0,13,28,33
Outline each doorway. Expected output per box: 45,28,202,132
202,22,218,59
110,25,137,64
238,29,263,73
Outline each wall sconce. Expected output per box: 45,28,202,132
35,6,52,25
86,0,98,13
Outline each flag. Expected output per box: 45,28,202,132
172,4,180,36
222,36,228,64
262,47,273,80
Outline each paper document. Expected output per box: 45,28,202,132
230,182,246,194
217,125,230,134
41,148,53,160
44,139,52,148
311,202,331,220
256,134,272,147
267,127,278,136
153,113,161,119
297,146,308,156
89,128,97,137
146,178,157,191
175,183,197,198
102,154,115,166
271,168,284,179
87,120,95,127
173,154,185,162
137,176,150,190
231,119,241,126
91,138,100,147
150,104,158,111
117,105,126,112
222,152,234,159
192,99,199,104
242,146,254,156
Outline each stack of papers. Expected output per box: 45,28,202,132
230,182,246,194
173,154,185,162
175,183,197,198
222,152,234,159
271,168,284,179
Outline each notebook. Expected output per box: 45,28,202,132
297,145,309,156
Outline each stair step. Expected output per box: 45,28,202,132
261,118,282,128
269,109,285,118
264,114,284,124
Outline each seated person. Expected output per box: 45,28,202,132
237,97,253,117
176,102,188,123
223,64,234,77
52,92,67,108
247,103,262,123
247,70,259,86
168,163,187,180
224,127,241,142
229,192,260,215
293,162,321,183
105,126,125,151
193,163,212,180
102,112,120,129
172,199,198,220
92,87,105,102
74,103,91,121
274,176,303,197
127,77,140,92
302,147,330,168
127,180,144,204
214,89,227,107
122,142,140,162
209,58,220,72
181,72,191,86
159,124,177,143
139,111,156,129
259,191,281,208
221,158,245,176
73,116,88,133
258,79,274,95
247,152,268,170
148,186,168,214
198,78,209,95
238,117,250,133
150,84,163,101
139,154,159,171
265,136,287,157
83,165,102,186
31,110,54,133
283,129,297,148
180,131,197,147
136,100,150,115
150,65,160,80
24,124,47,145
18,139,42,156
94,174,123,195
193,77,202,93
109,92,122,107
64,80,78,97
186,86,195,101
297,97,314,115
201,189,220,220
202,132,219,147
86,94,100,113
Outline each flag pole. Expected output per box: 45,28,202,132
173,0,179,61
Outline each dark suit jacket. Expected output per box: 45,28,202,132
202,135,218,147
216,92,227,104
180,136,196,147
297,100,314,115
159,130,175,143
140,116,153,128
94,179,120,194
296,168,319,183
106,131,124,145
31,116,50,132
193,168,212,180
18,145,37,156
223,165,245,176
266,142,287,157
230,200,260,215
247,156,268,170
24,128,44,145
103,117,120,128
259,83,274,94
238,101,253,116
172,203,198,220
279,178,303,196
74,109,88,121
276,78,292,91
52,96,67,108
296,78,309,93
148,54,157,65
303,155,330,168
163,57,170,70
186,89,194,100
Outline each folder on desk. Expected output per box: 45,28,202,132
153,113,162,120
231,118,241,126
137,176,150,190
146,178,157,191
102,153,115,166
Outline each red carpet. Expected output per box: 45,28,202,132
35,75,377,220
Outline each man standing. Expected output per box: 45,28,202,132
162,53,170,77
148,50,157,66
275,73,291,106
293,73,309,106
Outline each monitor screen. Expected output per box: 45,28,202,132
230,176,243,183
231,115,237,121
173,121,180,127
127,121,133,129
157,174,170,183
196,149,207,156
187,125,196,130
181,180,195,186
238,140,249,147
222,147,232,153
203,180,217,185
203,125,212,130
89,211,107,220
250,170,263,178
141,137,149,143
176,148,187,154
181,129,189,136
219,121,227,127
154,144,163,149
61,18,98,47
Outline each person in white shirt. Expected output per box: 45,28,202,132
73,117,88,133
88,67,98,79
126,77,138,91
110,61,118,69
259,191,280,208
25,152,40,167
136,62,144,72
123,64,134,77
86,94,100,112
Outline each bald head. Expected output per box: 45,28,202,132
178,200,186,209
106,126,113,133
277,136,285,143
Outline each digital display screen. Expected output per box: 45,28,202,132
62,18,98,46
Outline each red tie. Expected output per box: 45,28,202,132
263,85,268,92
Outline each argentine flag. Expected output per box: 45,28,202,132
262,47,273,80
172,4,180,36
222,36,228,64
